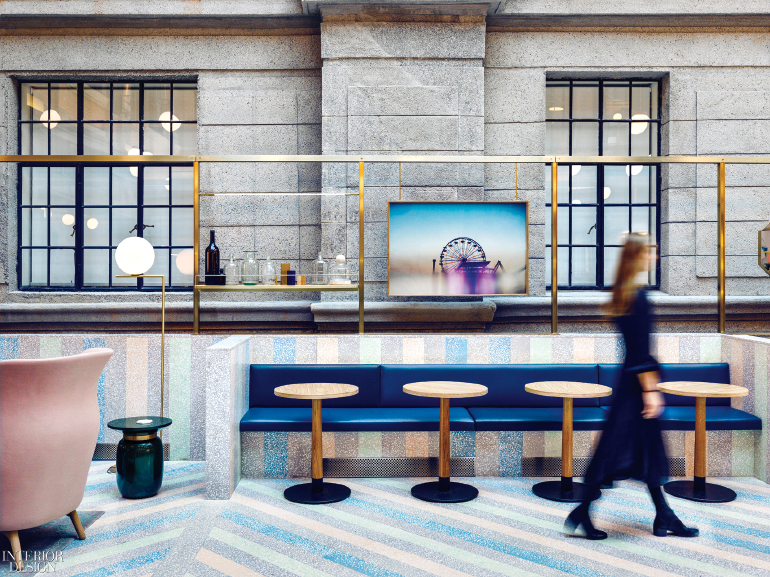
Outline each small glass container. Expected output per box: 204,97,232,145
262,255,277,286
241,251,260,285
225,257,240,285
329,254,353,285
311,253,328,285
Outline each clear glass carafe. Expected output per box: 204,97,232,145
225,256,241,285
262,255,277,286
329,254,354,285
241,251,260,285
311,253,328,285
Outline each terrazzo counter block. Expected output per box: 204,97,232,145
205,335,251,499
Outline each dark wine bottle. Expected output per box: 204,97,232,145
205,230,220,285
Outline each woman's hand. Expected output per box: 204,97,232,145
639,371,664,419
641,391,664,419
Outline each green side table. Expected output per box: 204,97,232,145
107,416,172,499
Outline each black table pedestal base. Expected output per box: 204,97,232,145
532,478,601,503
411,477,479,503
284,478,351,504
664,477,737,503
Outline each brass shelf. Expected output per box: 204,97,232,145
195,284,358,292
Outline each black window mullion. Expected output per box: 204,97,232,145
46,166,51,287
109,166,113,289
137,82,145,290
75,165,84,290
47,84,51,156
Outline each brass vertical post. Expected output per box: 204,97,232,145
160,275,165,438
193,161,200,334
359,161,365,334
551,161,558,334
717,162,726,334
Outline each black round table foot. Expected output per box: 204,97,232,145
532,480,601,503
411,480,479,503
284,481,351,504
664,480,737,503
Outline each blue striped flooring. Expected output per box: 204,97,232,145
41,463,770,577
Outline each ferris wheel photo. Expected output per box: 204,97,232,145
388,201,528,297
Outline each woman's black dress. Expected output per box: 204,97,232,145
584,288,669,488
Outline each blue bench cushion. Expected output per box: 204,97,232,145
240,407,475,432
598,363,731,407
468,407,609,431
380,364,600,408
659,406,761,431
249,365,380,408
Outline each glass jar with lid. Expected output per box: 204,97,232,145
262,255,277,286
225,256,241,285
311,253,328,285
329,254,354,285
241,252,260,285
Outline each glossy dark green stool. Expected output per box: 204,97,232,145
107,416,172,499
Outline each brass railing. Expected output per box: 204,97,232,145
3,153,756,334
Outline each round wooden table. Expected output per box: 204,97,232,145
525,381,612,503
403,381,488,503
274,383,358,504
657,381,748,503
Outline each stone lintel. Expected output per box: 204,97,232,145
311,300,496,323
487,13,770,32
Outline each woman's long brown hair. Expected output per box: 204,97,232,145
609,234,649,316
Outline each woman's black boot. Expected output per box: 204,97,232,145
649,486,698,537
565,501,608,540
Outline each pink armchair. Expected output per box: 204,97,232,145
0,348,113,570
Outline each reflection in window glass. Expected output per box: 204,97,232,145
545,79,660,288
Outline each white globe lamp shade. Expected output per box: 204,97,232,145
175,248,195,275
61,213,75,226
41,109,60,129
116,237,155,275
159,111,181,132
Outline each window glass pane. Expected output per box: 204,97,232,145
83,249,110,286
84,167,110,205
572,122,599,155
144,249,170,285
545,121,569,155
171,208,193,246
50,83,77,121
23,249,48,286
21,122,49,155
604,165,630,204
604,246,622,286
632,84,655,119
113,123,140,156
22,84,48,121
50,167,76,205
545,247,569,285
571,165,597,204
172,123,197,155
544,204,569,245
84,123,111,155
631,206,650,235
144,123,171,155
171,167,193,205
631,121,651,156
572,246,596,285
84,83,111,121
572,84,598,118
649,206,658,244
113,167,137,205
144,84,171,125
173,84,198,121
572,207,597,245
23,167,48,205
603,122,629,156
83,208,109,246
50,249,75,286
113,83,140,121
21,207,47,246
50,207,76,247
112,249,137,286
604,206,630,246
50,122,78,155
172,249,194,286
144,167,169,205
112,208,137,245
143,208,169,246
603,84,629,120
546,84,569,119
632,166,653,203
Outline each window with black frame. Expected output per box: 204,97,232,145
18,81,196,290
545,79,660,290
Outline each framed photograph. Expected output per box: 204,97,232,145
387,201,528,296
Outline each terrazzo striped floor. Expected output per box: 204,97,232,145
47,462,770,577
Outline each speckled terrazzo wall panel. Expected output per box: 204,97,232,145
84,337,107,443
190,335,213,461
39,337,61,359
104,336,128,445
126,337,149,418
170,337,192,461
18,335,40,359
0,337,20,360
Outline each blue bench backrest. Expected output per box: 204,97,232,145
249,364,380,408
380,364,600,408
598,363,730,406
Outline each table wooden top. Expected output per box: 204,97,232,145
274,383,359,400
403,381,488,398
657,381,749,398
525,381,613,398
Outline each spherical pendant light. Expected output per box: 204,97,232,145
175,248,194,275
116,237,155,275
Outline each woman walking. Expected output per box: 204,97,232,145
564,234,698,540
